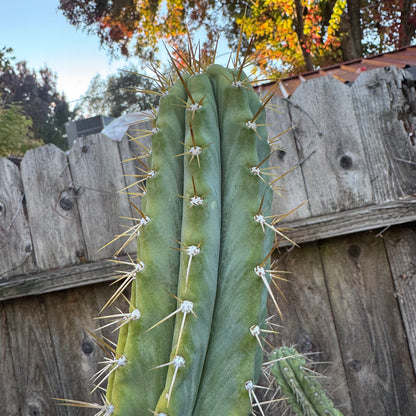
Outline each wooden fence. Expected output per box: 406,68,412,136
1,65,416,415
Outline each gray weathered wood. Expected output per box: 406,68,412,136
352,66,416,202
20,144,85,270
320,231,416,415
0,255,131,301
279,195,416,247
288,76,373,216
0,302,19,415
383,224,416,376
5,294,68,415
43,285,110,411
1,283,125,415
270,243,353,415
1,198,415,301
266,97,310,221
0,158,35,278
69,134,134,260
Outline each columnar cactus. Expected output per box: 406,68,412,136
103,48,283,415
60,45,289,416
269,347,344,416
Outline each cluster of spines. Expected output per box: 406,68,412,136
58,38,298,416
268,347,344,416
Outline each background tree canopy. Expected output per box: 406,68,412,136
0,101,41,157
0,48,74,152
59,0,416,75
74,65,160,118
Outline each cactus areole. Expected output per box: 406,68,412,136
96,47,281,416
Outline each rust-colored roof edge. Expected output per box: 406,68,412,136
254,45,416,92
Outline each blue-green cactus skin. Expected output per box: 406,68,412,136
270,347,344,416
105,62,275,416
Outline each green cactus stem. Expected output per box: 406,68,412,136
57,41,293,416
269,347,344,416
101,49,282,416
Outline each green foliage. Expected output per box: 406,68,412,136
270,347,344,416
0,46,14,72
0,48,73,150
0,102,41,157
75,66,159,118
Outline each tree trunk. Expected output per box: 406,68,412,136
340,0,362,60
293,0,314,71
399,0,416,47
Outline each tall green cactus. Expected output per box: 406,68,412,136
103,49,281,415
59,46,288,416
269,347,344,416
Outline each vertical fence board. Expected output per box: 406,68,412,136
0,158,35,278
352,67,416,202
0,302,19,415
43,286,107,410
289,76,373,216
266,98,310,222
20,144,85,270
5,295,67,415
69,134,134,260
320,231,416,415
384,223,416,376
272,243,353,414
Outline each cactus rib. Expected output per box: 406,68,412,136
269,347,344,416
100,47,281,416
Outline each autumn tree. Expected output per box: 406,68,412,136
360,0,416,55
75,65,160,118
59,1,416,76
239,0,346,74
59,0,223,62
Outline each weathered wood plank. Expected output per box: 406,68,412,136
266,97,311,221
0,157,35,278
270,243,353,415
5,294,68,415
1,283,128,415
279,195,416,247
383,223,416,375
0,255,130,301
320,231,416,415
69,134,134,261
43,285,108,411
0,302,19,415
352,66,416,202
288,76,373,216
20,144,86,270
1,197,415,301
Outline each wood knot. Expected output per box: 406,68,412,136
347,359,362,371
81,338,94,355
59,197,73,211
348,244,361,259
0,201,5,216
277,149,286,160
29,404,41,416
339,154,353,170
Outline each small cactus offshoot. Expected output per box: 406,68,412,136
269,347,344,416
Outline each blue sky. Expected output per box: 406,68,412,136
0,0,139,105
